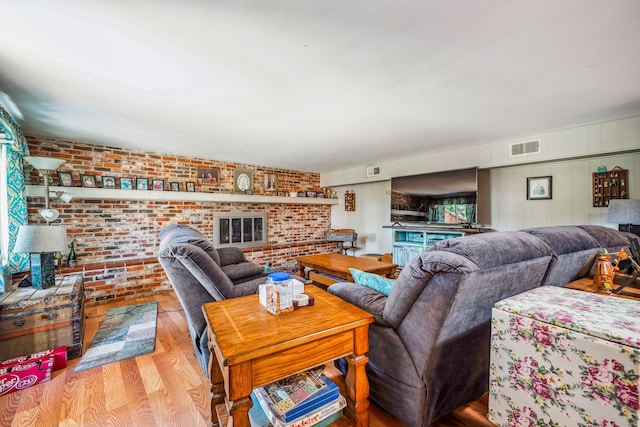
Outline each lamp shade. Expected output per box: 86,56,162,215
605,199,640,225
14,225,68,254
24,156,65,173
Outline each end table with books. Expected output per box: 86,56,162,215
202,285,373,427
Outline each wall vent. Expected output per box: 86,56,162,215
510,139,541,157
366,165,381,178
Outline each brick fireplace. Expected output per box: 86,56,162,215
24,136,340,305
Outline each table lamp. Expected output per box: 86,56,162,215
606,199,640,233
14,225,68,289
605,199,640,294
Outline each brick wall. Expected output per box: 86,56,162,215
25,136,340,305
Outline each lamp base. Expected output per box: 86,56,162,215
30,253,56,289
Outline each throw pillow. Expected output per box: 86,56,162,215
349,268,395,296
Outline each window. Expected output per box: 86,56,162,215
213,212,267,248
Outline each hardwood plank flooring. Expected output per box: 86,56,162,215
0,291,495,426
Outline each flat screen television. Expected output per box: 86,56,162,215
390,167,490,226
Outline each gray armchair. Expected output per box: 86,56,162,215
158,224,270,374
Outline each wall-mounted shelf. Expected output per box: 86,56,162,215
592,168,628,207
26,185,339,205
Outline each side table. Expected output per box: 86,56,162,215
563,274,640,300
0,273,85,360
202,285,373,427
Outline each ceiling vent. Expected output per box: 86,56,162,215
510,139,541,157
366,165,381,178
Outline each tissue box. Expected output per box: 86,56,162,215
290,278,305,295
258,283,273,308
488,286,640,427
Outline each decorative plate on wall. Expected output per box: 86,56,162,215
234,169,254,194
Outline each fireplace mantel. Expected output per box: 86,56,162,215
26,185,339,205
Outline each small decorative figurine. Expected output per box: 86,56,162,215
593,248,614,291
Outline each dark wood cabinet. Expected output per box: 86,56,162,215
593,168,628,207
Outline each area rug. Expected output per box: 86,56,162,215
74,302,158,372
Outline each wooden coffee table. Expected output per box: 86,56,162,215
296,253,397,287
202,285,374,427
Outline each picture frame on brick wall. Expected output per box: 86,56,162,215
102,176,116,189
265,173,277,192
120,177,133,190
152,179,164,191
170,182,180,191
136,178,149,190
57,171,74,187
186,182,195,192
198,168,219,185
80,174,97,188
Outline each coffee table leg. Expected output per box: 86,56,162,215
344,326,371,427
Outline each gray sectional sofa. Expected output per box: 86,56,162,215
328,225,637,427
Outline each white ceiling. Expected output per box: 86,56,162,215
1,1,640,173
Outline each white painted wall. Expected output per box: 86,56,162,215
321,115,640,187
329,180,392,256
490,152,640,231
325,116,640,255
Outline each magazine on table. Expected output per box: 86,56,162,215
254,371,340,422
263,370,326,413
250,391,346,427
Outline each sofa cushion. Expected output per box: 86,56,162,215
521,226,600,286
578,225,632,252
349,268,395,296
222,262,264,281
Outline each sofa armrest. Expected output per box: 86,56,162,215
328,282,390,326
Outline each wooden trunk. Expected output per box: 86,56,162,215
0,274,84,360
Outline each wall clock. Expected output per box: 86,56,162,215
234,169,254,194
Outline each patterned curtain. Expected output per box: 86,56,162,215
0,104,30,275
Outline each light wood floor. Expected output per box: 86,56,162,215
0,291,495,427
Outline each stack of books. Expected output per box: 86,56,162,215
249,369,346,427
